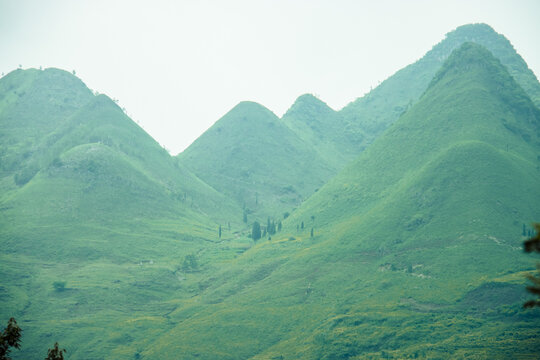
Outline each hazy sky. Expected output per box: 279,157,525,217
1,0,539,154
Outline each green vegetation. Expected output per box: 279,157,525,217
0,318,21,360
1,24,540,359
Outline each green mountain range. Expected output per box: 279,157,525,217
1,23,539,359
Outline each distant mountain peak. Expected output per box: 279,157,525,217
283,93,334,121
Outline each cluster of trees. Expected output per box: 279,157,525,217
181,254,198,272
1,318,65,360
251,217,283,241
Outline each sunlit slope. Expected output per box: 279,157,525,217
144,43,540,359
178,101,337,218
340,23,540,149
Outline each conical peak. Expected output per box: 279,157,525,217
226,101,277,119
284,93,333,120
428,42,509,89
447,23,497,39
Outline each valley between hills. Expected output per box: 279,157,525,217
1,23,539,359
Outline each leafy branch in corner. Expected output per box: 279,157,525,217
523,223,540,308
0,318,22,360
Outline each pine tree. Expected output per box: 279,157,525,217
310,228,314,238
301,221,304,230
0,318,22,360
45,342,66,360
219,225,222,239
252,221,261,241
278,221,282,232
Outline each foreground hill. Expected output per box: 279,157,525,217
142,43,540,359
178,101,338,219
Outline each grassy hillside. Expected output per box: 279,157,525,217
178,101,337,221
140,43,540,359
339,23,540,150
0,68,244,359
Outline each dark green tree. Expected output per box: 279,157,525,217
310,228,314,238
218,225,222,239
243,211,248,223
301,221,304,230
45,342,66,360
278,221,282,232
0,318,22,360
53,281,66,292
252,221,261,241
524,223,540,308
182,254,198,272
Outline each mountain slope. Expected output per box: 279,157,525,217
178,101,337,219
143,43,540,359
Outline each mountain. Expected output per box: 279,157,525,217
0,68,243,358
177,24,540,221
338,23,540,152
142,43,540,359
177,101,338,219
2,25,540,360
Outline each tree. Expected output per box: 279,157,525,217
310,228,314,238
0,318,22,360
301,221,304,230
218,225,222,239
243,211,248,223
278,221,282,232
524,223,540,308
53,281,66,292
252,221,261,241
45,342,66,360
182,254,198,272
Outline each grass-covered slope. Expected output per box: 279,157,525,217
141,43,540,359
0,68,243,359
340,23,540,150
178,101,337,219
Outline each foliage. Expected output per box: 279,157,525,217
0,318,21,360
252,221,261,241
524,223,540,308
45,342,66,360
182,254,198,272
53,281,66,292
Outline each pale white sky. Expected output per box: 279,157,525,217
1,0,539,154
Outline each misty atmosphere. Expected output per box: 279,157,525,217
1,1,540,359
